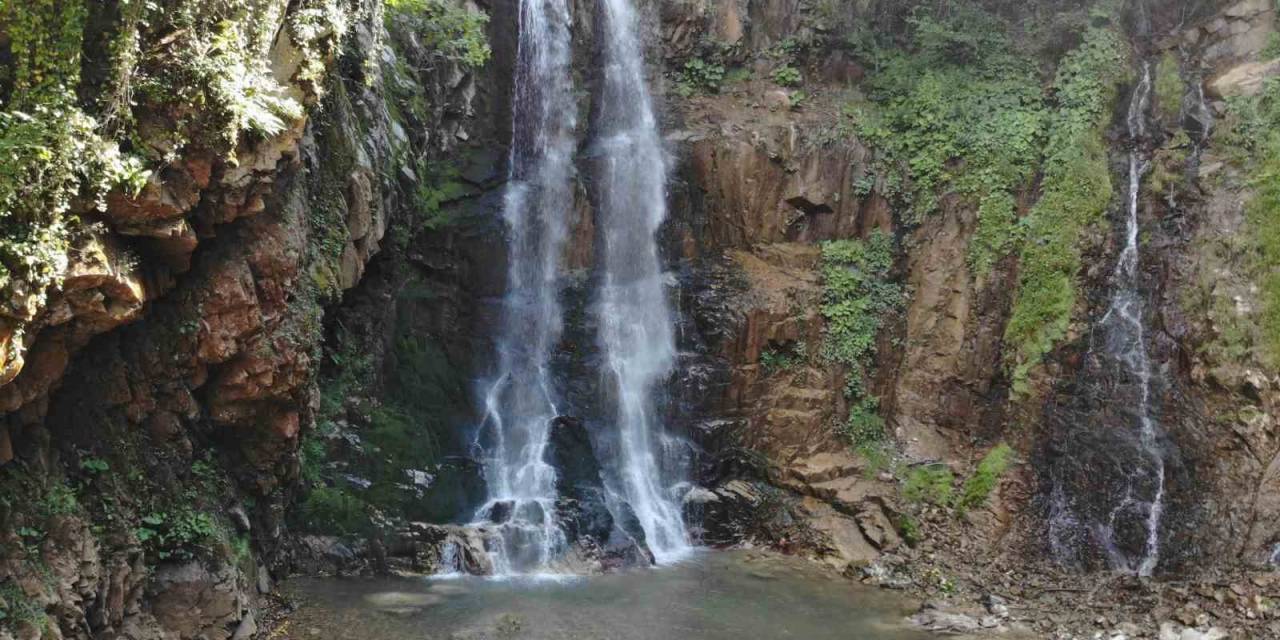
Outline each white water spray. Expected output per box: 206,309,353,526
472,0,576,575
593,0,691,563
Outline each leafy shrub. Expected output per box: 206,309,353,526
771,66,802,87
820,232,899,366
135,508,220,561
40,483,78,517
385,0,491,69
846,4,1045,246
760,342,806,374
677,58,727,96
956,443,1014,513
907,5,1013,66
0,581,48,634
819,232,901,451
80,458,110,475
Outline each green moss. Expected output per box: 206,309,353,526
956,443,1014,513
297,289,472,533
903,464,954,506
298,486,369,536
1153,51,1182,124
0,581,48,635
1004,26,1126,396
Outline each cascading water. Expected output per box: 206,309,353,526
592,0,691,563
470,0,689,575
472,0,577,575
1048,60,1168,576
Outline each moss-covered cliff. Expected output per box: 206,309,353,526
0,0,494,637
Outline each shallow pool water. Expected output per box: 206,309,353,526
279,550,940,639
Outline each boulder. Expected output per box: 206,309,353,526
1208,59,1280,98
148,562,244,640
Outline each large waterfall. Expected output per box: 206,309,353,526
473,0,576,575
593,0,690,563
1048,60,1168,576
471,0,688,574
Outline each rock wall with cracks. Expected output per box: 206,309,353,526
654,0,1280,608
0,0,489,637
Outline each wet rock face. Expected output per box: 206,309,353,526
544,416,658,569
547,417,617,545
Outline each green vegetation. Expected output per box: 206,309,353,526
0,0,148,315
297,299,471,535
672,37,750,97
838,7,1131,395
677,58,727,96
1262,32,1280,61
770,65,803,87
1153,51,1182,123
402,161,472,247
129,0,347,155
956,443,1014,513
0,581,48,635
1003,26,1126,395
843,6,1045,271
897,444,1014,520
1217,78,1280,365
818,231,901,454
895,512,922,546
297,486,369,535
135,508,219,561
0,0,360,329
385,0,491,69
903,464,954,506
760,341,806,374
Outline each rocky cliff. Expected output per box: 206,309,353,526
4,0,1280,638
0,0,492,637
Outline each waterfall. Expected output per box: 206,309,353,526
470,0,689,575
472,0,576,575
1048,61,1168,576
1100,60,1165,576
593,0,691,563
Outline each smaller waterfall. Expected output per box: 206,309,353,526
1101,61,1165,576
1048,61,1168,576
593,0,691,563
